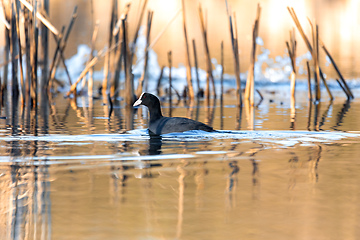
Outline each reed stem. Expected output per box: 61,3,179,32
286,29,296,101
31,0,39,111
14,0,25,103
226,1,242,106
88,20,99,98
168,51,172,116
19,0,59,36
306,61,312,101
198,4,216,101
320,39,353,99
220,41,224,101
192,39,201,98
136,10,153,97
181,0,194,102
10,2,19,103
122,16,134,106
102,0,117,96
48,6,77,88
245,4,261,106
156,66,165,96
288,7,333,100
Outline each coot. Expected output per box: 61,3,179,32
133,92,215,135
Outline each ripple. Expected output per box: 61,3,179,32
1,130,358,146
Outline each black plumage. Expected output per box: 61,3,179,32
133,93,215,135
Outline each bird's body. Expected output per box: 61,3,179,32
148,116,214,135
133,92,215,135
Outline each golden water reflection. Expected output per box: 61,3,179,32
1,134,360,239
0,163,51,240
1,90,360,239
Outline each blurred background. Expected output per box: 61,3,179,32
1,0,360,79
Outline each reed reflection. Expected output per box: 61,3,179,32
235,104,242,130
288,144,322,188
124,105,135,131
205,98,216,126
0,144,52,240
40,91,49,134
112,98,123,132
332,99,351,131
225,160,239,210
244,99,254,130
319,101,333,130
227,161,239,192
312,145,322,182
313,102,321,131
176,159,187,239
307,100,312,131
11,85,19,136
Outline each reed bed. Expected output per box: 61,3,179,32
0,0,355,134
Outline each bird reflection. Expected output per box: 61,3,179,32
148,133,162,155
142,135,163,172
109,135,163,204
137,133,163,156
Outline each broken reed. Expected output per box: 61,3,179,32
66,0,155,108
48,6,78,88
319,39,354,99
288,7,345,101
66,0,143,107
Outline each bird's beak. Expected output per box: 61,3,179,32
133,98,142,106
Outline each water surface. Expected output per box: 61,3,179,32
1,91,360,240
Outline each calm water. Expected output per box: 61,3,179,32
1,88,360,240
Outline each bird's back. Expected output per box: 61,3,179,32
149,117,214,135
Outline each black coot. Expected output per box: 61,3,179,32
133,92,215,135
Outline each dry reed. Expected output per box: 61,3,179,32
136,10,153,97
0,1,356,136
198,4,216,101
168,50,172,116
245,4,261,106
191,39,202,98
286,28,296,102
225,0,242,106
288,7,334,100
181,0,194,102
